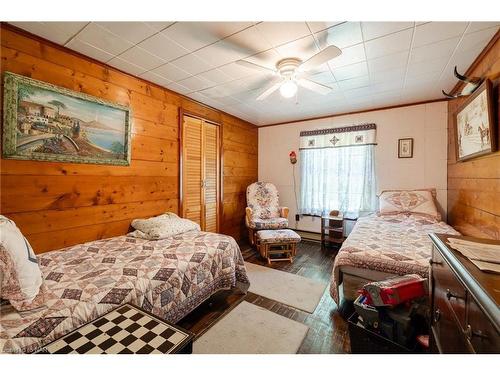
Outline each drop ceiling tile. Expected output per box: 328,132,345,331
309,71,336,85
237,75,271,91
370,67,406,84
118,46,166,70
196,39,250,67
76,23,133,55
66,38,115,62
138,32,190,62
10,22,88,45
370,80,404,94
96,22,168,44
244,49,281,70
170,53,214,75
337,75,370,90
333,61,368,81
197,68,234,85
405,70,442,87
144,22,175,32
466,22,499,34
315,22,363,49
328,44,366,68
307,22,344,34
458,26,499,52
140,71,172,87
225,25,273,57
413,22,468,47
166,82,191,95
217,62,256,79
177,75,215,92
107,57,146,76
150,63,191,82
367,50,409,74
215,95,242,107
407,57,448,77
361,22,414,41
276,35,319,61
256,22,311,48
343,86,373,99
160,22,218,52
365,28,413,60
161,22,252,52
200,85,230,99
409,37,460,64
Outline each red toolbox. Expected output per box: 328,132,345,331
360,274,427,307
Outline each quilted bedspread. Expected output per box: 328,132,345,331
330,213,459,303
0,231,249,354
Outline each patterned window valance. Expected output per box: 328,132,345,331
299,123,377,149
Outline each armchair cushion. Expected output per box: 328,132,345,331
246,182,281,220
247,217,289,230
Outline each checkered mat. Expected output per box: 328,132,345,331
39,304,191,354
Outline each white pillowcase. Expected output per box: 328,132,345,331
129,212,200,240
0,215,46,311
378,189,440,220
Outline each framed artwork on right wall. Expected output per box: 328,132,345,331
454,79,496,162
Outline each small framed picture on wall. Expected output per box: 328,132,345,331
398,138,413,158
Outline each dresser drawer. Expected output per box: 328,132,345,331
432,296,470,353
466,297,500,353
431,248,467,328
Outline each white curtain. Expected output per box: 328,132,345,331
299,144,377,217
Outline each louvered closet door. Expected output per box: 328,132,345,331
203,122,219,233
182,115,220,232
182,116,203,226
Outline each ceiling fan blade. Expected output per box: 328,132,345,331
256,81,282,101
236,60,276,74
298,79,332,95
300,45,342,71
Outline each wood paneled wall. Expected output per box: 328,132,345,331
0,24,258,253
447,31,500,239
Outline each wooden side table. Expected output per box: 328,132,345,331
321,214,345,248
38,304,194,354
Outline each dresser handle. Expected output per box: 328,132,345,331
465,325,489,341
446,288,464,300
434,308,441,322
429,259,442,266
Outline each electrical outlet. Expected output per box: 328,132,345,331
295,214,300,221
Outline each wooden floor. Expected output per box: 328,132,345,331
177,240,350,354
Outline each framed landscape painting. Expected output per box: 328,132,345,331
455,79,495,162
2,72,132,165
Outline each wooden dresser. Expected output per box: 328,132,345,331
429,234,500,353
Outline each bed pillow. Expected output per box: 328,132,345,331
378,189,440,220
0,216,46,311
129,212,200,240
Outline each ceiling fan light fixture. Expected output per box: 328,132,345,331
280,79,298,98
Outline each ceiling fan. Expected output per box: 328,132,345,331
236,45,342,101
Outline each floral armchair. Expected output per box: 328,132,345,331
245,182,289,244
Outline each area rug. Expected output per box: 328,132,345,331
193,301,309,354
244,262,327,313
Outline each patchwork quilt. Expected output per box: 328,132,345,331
330,213,459,303
0,231,249,354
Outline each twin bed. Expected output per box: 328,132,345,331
330,212,459,304
0,230,249,354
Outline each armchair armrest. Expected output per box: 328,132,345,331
245,207,253,222
279,207,289,219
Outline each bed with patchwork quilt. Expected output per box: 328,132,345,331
330,213,459,304
0,231,249,354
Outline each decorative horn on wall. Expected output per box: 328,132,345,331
442,66,484,99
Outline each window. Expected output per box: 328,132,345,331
299,125,377,217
